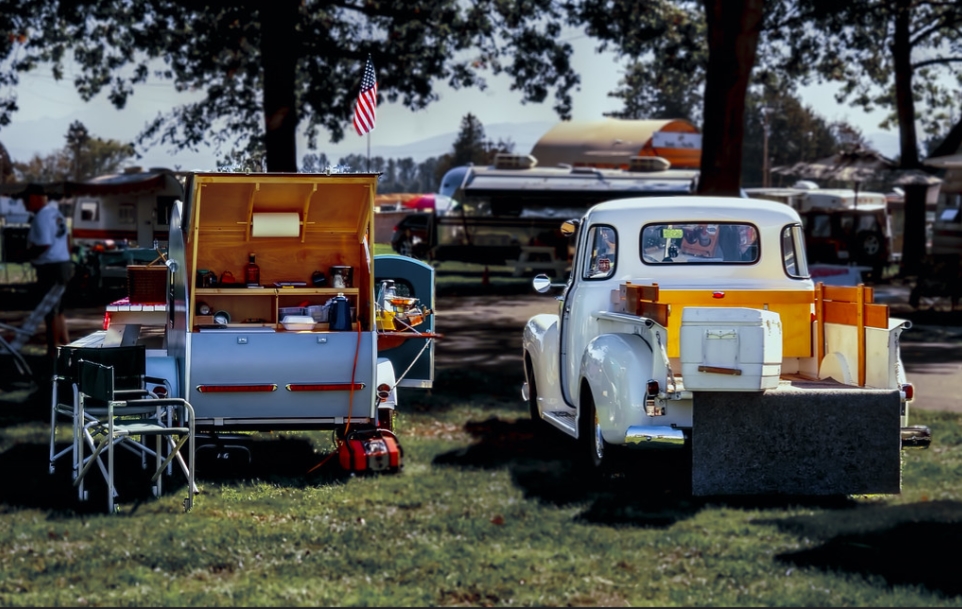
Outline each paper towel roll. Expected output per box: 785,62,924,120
251,212,300,237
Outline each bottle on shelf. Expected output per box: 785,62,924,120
245,252,260,286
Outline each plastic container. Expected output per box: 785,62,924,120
330,265,353,288
281,315,316,331
279,306,307,319
306,304,329,323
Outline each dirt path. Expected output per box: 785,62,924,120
433,289,962,413
3,285,961,413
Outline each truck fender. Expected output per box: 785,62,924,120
579,333,655,445
522,314,563,415
376,357,398,411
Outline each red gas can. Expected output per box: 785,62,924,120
338,429,403,473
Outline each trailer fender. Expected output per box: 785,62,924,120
145,355,181,399
579,333,655,446
376,357,398,411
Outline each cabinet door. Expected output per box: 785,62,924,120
374,254,436,388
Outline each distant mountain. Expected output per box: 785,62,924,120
317,120,557,164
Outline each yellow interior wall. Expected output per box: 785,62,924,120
659,289,814,358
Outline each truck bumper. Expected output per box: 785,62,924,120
901,425,932,449
625,426,686,448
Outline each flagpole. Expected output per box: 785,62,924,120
367,133,371,172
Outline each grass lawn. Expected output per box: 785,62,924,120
0,373,960,606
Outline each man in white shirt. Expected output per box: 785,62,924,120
25,186,72,357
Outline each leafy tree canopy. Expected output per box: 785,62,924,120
0,0,581,172
784,0,962,167
12,120,134,181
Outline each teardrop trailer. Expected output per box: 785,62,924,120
57,171,438,488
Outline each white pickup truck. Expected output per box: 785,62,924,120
522,195,931,496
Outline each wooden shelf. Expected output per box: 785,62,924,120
195,287,359,296
274,287,359,296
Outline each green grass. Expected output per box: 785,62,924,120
1,379,961,606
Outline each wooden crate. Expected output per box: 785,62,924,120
127,265,167,304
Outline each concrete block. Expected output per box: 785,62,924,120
692,386,901,496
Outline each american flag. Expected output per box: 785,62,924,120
353,55,377,136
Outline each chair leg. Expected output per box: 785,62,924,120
107,421,115,514
48,377,59,475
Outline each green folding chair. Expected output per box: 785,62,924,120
74,359,196,513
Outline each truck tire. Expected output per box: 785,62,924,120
578,388,608,470
525,358,549,434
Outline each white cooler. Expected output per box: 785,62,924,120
680,307,783,391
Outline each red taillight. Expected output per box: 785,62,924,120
286,383,365,392
712,291,725,299
377,383,392,400
646,379,660,396
103,312,111,330
152,385,168,397
196,384,277,393
901,383,915,401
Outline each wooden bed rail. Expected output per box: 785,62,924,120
814,282,890,387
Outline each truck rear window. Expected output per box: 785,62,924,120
641,223,759,264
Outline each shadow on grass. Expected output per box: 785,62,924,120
432,415,857,530
0,436,352,515
760,500,962,599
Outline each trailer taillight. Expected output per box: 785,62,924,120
377,383,392,400
103,312,111,330
712,291,725,299
901,383,915,401
286,383,365,392
196,384,277,393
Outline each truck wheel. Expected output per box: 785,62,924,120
578,389,607,469
526,367,540,422
856,230,883,262
525,360,549,434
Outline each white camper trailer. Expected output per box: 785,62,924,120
70,167,184,250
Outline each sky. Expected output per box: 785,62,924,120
0,33,904,174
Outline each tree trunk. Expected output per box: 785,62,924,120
260,0,299,173
928,114,962,159
893,0,927,275
696,0,764,196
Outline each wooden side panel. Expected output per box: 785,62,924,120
814,282,888,387
820,301,889,328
